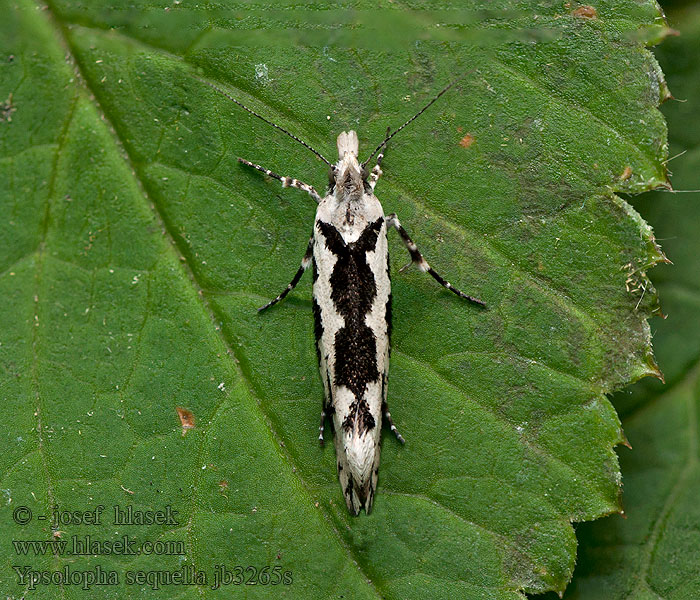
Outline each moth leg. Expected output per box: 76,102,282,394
238,158,321,203
257,236,314,312
369,126,391,191
382,402,405,444
386,213,486,307
319,404,329,445
319,407,326,445
319,397,335,445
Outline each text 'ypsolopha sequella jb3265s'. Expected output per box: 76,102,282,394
197,75,486,515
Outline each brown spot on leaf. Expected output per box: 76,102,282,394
459,133,475,148
176,407,195,435
218,480,229,491
572,5,597,18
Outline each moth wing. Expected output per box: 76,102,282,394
335,433,381,515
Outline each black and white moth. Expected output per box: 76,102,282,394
198,75,485,515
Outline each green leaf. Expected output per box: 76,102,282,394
0,1,668,598
549,5,700,599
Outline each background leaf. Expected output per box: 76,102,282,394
0,1,669,598
543,3,700,598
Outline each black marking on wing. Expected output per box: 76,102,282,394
317,219,382,316
335,327,379,401
312,296,323,349
345,476,354,501
316,218,385,435
325,372,334,409
355,478,370,511
342,399,375,433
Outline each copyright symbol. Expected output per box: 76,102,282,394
13,506,32,525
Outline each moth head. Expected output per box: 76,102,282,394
336,131,359,158
332,130,364,197
330,132,364,202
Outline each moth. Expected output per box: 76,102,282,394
198,75,485,515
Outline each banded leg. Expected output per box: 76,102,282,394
382,402,405,444
257,236,314,312
319,403,329,445
239,158,321,203
386,214,486,307
369,126,391,190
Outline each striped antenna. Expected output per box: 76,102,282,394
361,73,469,168
195,76,333,168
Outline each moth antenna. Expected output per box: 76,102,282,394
361,72,470,168
195,75,334,168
